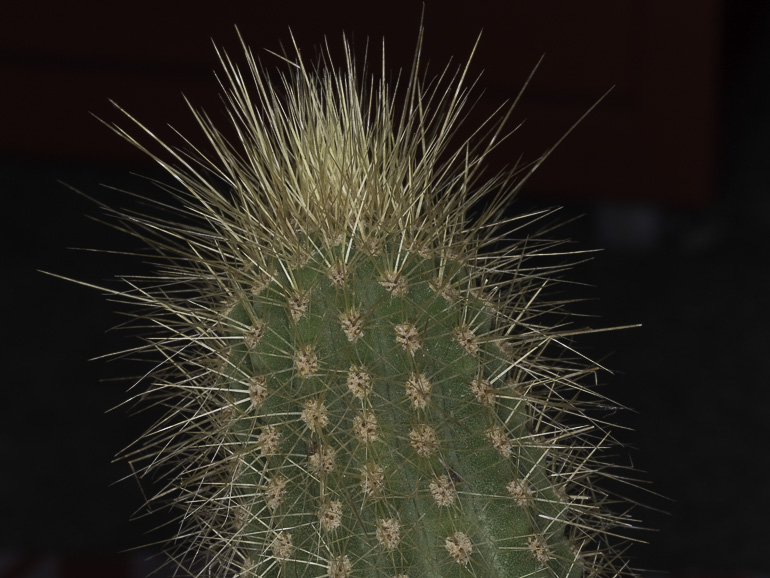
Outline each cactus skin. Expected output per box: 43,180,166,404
223,237,583,578
101,31,634,578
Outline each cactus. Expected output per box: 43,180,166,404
96,30,637,578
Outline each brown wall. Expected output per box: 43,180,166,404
3,1,721,205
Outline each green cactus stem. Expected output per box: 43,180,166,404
220,234,585,577
93,29,637,578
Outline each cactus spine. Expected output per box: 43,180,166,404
103,31,635,578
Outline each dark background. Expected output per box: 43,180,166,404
3,1,768,576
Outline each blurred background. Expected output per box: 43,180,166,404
2,0,767,576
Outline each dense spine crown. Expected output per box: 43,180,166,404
105,31,635,578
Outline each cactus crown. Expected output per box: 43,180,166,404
98,29,637,578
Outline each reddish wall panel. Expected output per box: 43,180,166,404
3,0,721,205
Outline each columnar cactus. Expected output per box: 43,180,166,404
102,31,636,578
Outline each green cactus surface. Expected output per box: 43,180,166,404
221,235,585,577
92,30,637,578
